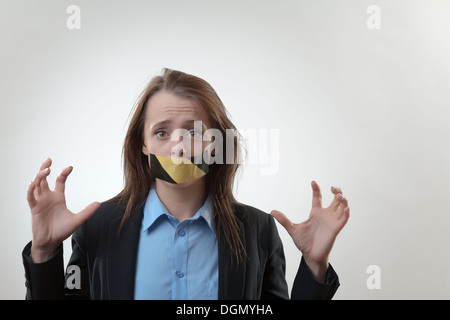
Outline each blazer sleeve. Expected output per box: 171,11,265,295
260,214,290,299
22,222,91,300
22,241,66,300
290,256,340,300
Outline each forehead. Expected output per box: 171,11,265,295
145,91,211,128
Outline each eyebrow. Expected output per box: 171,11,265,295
149,119,202,130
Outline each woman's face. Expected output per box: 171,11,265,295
142,90,212,186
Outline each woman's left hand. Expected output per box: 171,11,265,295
271,181,350,281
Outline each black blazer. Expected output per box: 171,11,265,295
22,201,340,300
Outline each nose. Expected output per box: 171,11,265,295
171,144,186,158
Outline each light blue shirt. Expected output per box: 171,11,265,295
134,187,218,300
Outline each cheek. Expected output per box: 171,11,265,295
144,136,175,158
142,127,160,155
142,133,152,155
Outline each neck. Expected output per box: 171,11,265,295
154,178,207,222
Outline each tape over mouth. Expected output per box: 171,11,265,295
150,152,210,184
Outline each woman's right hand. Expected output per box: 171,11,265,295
27,158,100,263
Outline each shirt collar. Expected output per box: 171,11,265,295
142,187,215,233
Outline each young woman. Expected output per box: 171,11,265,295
23,68,350,299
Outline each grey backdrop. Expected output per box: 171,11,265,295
1,0,449,299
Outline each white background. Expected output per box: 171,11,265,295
1,0,449,299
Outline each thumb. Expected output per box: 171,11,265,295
74,201,100,226
270,210,294,235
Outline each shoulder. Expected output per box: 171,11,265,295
86,200,127,227
72,199,140,250
231,202,284,259
232,202,277,232
233,202,268,219
74,200,128,239
97,200,127,217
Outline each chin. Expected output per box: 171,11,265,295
157,177,205,189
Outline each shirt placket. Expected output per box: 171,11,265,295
171,219,189,300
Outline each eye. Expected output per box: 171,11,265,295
154,130,169,138
188,129,202,138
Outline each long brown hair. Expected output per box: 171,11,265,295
108,68,245,263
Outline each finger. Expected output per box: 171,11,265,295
39,171,50,193
39,158,52,171
35,182,42,197
74,202,101,226
328,193,342,212
34,167,51,181
55,166,73,193
329,193,348,212
27,181,37,208
338,194,348,210
311,180,322,208
335,196,349,219
37,158,52,191
270,210,295,235
331,186,343,195
337,207,350,230
33,167,51,196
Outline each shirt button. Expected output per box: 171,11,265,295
178,229,186,237
176,271,185,278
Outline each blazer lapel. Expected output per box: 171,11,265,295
106,205,144,300
218,218,246,300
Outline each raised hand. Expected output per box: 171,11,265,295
27,158,100,263
271,181,350,280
